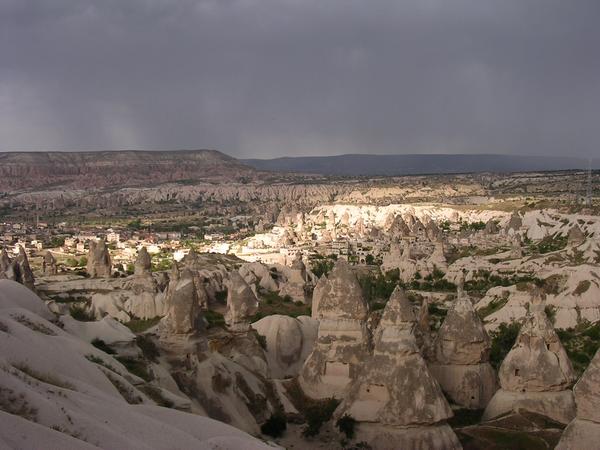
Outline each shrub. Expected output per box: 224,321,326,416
124,316,161,333
204,310,226,329
255,332,267,350
336,414,356,439
69,305,96,322
261,412,287,437
91,338,116,354
489,322,521,370
136,335,160,362
140,385,174,408
302,397,340,437
311,258,335,278
115,357,153,382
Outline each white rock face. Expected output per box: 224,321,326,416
299,260,370,399
36,275,166,322
483,291,576,424
251,314,318,378
334,287,460,450
0,280,272,450
477,265,600,331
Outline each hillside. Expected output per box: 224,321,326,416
243,154,594,176
0,150,260,191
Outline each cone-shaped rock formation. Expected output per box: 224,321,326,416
299,259,370,399
483,289,576,424
429,279,497,408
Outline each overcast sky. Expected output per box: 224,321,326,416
1,0,599,158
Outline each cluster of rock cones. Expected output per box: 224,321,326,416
298,259,588,449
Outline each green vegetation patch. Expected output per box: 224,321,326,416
477,295,509,319
91,338,116,354
124,316,161,333
489,322,521,370
557,321,600,376
69,305,96,322
251,291,311,321
573,280,591,296
528,234,568,254
284,378,340,438
204,310,226,329
115,356,154,382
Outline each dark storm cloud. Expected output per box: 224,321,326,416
1,0,599,158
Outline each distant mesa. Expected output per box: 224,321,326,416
0,149,258,191
244,153,595,176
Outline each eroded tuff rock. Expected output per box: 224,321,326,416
42,251,57,275
225,272,259,331
86,239,112,278
310,274,328,319
160,267,205,336
483,290,576,424
557,348,600,449
251,314,318,378
484,219,499,234
299,259,370,399
13,246,35,290
134,246,152,277
428,280,497,409
567,224,586,246
277,254,315,303
506,212,523,234
0,248,14,280
334,287,460,450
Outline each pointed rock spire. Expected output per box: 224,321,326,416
428,280,497,408
16,245,35,290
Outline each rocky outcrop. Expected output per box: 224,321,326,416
381,242,402,273
251,314,318,378
0,248,14,280
334,287,460,449
299,259,370,399
506,212,523,234
134,246,152,277
277,254,315,304
557,349,600,449
567,225,585,246
483,290,576,424
160,267,205,336
427,241,448,274
86,239,112,278
225,272,259,331
42,251,57,275
15,246,35,290
310,275,328,319
429,280,497,409
484,219,499,234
